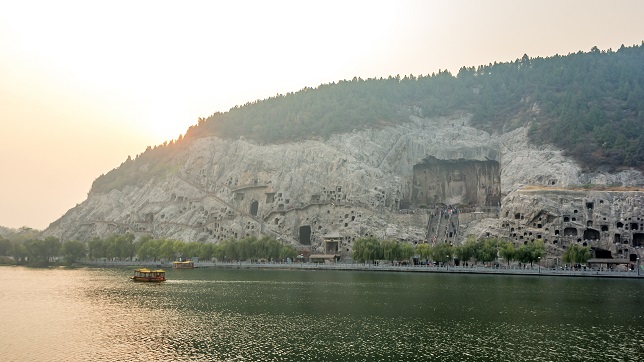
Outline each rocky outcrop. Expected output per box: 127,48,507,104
496,189,644,266
43,114,643,260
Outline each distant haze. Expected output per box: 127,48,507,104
1,0,643,229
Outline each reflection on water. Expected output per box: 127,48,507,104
0,266,641,361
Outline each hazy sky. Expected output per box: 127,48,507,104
1,0,643,230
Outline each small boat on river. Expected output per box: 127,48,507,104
172,260,195,269
131,268,166,282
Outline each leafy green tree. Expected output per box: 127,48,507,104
562,244,592,265
430,243,453,264
11,241,28,263
212,243,225,260
237,237,255,261
352,238,368,262
262,237,284,260
477,238,499,264
25,239,47,264
220,239,239,261
133,234,153,256
43,237,62,262
455,237,477,265
198,243,214,261
498,241,516,266
516,240,545,267
104,234,135,260
0,237,12,256
61,240,86,264
137,238,165,260
159,239,177,260
416,243,431,261
578,245,592,264
182,242,202,259
352,237,381,263
399,242,415,262
88,237,106,259
381,239,400,262
24,237,61,265
279,244,297,260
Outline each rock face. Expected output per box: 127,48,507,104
44,114,643,260
498,189,644,267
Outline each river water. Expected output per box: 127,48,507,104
0,266,641,361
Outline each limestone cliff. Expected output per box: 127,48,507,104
43,114,643,259
498,188,644,267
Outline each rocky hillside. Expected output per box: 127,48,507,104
43,113,643,252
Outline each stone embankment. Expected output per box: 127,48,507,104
83,260,643,279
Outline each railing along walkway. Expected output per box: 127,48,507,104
82,260,643,278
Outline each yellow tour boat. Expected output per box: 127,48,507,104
131,268,166,282
172,260,195,269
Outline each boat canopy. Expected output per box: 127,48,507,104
135,268,165,273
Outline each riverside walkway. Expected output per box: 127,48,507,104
84,260,643,279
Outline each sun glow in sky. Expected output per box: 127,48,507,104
1,0,643,230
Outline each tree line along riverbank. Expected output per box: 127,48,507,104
1,233,638,278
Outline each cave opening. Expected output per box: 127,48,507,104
593,248,612,259
249,201,259,216
633,233,644,247
563,227,578,236
299,225,312,245
583,229,600,240
265,193,275,203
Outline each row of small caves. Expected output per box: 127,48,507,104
151,158,501,252
239,186,377,251
161,186,378,249
502,199,643,263
151,162,641,263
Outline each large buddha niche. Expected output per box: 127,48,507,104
411,157,501,207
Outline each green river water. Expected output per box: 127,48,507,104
0,266,641,361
